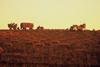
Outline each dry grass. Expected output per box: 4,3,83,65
0,30,100,66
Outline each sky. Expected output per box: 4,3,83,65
0,0,100,30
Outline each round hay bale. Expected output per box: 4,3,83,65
51,40,59,44
97,35,100,40
0,34,5,37
3,43,13,48
82,39,91,45
34,43,45,47
12,40,20,44
44,42,52,46
70,42,80,47
0,47,3,53
25,42,34,46
40,39,47,43
33,40,40,44
58,43,70,48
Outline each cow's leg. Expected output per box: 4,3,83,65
23,28,26,30
29,27,32,29
13,27,16,30
10,27,13,30
14,28,16,30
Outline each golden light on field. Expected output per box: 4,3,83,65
0,0,100,30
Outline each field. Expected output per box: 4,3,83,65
0,29,100,67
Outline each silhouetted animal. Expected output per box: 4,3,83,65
17,27,19,30
70,24,86,31
20,23,34,29
8,23,17,30
37,26,44,30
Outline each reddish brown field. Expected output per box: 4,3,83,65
0,29,100,67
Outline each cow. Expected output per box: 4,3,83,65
20,23,34,30
77,24,86,30
8,23,17,30
37,25,44,30
70,23,86,31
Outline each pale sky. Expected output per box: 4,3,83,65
0,0,100,30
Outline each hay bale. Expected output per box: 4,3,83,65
0,31,6,34
51,40,59,44
34,43,44,47
3,43,13,48
25,42,34,45
44,42,52,46
75,49,88,52
5,37,12,40
5,32,13,37
82,39,91,44
4,53,21,56
58,43,69,48
46,37,53,42
13,32,20,36
11,40,20,45
20,38,27,42
33,40,40,44
97,35,100,40
70,42,80,47
24,39,31,42
12,40,20,42
0,34,5,37
60,39,67,43
40,39,47,43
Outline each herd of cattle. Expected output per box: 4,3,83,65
8,22,86,31
8,22,44,30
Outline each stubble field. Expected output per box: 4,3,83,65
0,29,100,67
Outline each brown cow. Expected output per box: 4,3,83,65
8,23,17,30
70,23,86,31
20,23,34,29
